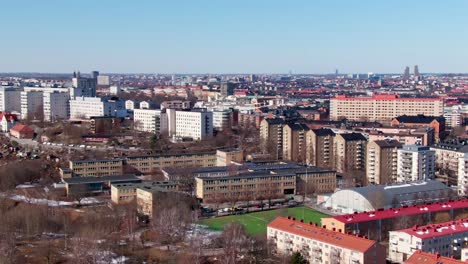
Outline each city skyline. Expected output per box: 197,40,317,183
1,0,468,73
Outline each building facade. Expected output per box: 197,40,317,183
282,123,309,162
133,109,161,133
334,133,367,175
397,145,435,182
175,109,213,140
330,94,444,122
43,91,69,121
260,118,285,160
366,140,401,185
305,128,335,169
268,217,386,264
69,97,118,119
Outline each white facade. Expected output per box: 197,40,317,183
140,101,150,109
211,109,231,131
175,110,213,140
0,87,21,113
133,109,161,133
20,90,43,119
458,153,468,196
125,100,135,110
444,104,468,128
389,220,468,263
69,97,117,119
43,92,69,121
397,145,435,182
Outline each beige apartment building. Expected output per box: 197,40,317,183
330,94,443,122
136,185,192,217
124,152,216,173
305,128,335,169
366,140,401,185
69,159,124,177
111,181,177,204
334,133,367,175
268,217,386,264
216,149,243,166
282,123,309,162
260,118,285,160
66,152,216,176
195,171,296,203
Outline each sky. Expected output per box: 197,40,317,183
1,0,468,74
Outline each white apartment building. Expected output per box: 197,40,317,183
175,109,213,140
458,153,468,196
133,109,161,133
444,104,468,128
140,101,150,109
20,90,43,119
97,75,110,86
267,217,386,264
397,145,435,182
389,219,468,263
69,97,117,119
330,94,444,121
43,91,69,121
211,109,231,131
160,108,177,137
0,87,21,113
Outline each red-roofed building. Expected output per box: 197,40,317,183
267,216,386,264
405,250,466,264
10,123,34,139
0,112,18,132
389,219,468,262
322,199,468,242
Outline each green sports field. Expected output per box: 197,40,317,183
199,207,328,235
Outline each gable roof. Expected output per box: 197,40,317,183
268,217,377,253
405,250,465,264
394,115,444,124
10,123,34,133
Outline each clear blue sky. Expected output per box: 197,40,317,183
1,0,467,74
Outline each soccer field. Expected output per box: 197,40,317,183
199,207,328,235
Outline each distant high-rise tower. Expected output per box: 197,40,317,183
414,65,420,77
403,66,410,81
335,69,339,76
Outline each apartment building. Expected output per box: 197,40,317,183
111,181,177,204
389,219,468,263
89,116,121,134
0,87,21,113
282,123,309,162
70,71,97,98
366,126,435,146
334,132,367,175
321,199,468,242
125,100,135,110
160,100,191,110
125,152,216,173
260,118,285,160
458,153,468,196
211,109,231,131
268,217,386,264
69,97,119,119
69,159,124,177
43,91,69,121
216,149,243,166
175,109,213,140
0,112,18,132
20,90,43,119
133,108,161,133
366,140,401,185
397,145,435,182
305,128,335,169
330,94,443,122
444,104,468,128
136,185,191,217
64,175,141,196
391,115,445,141
294,167,337,194
431,141,468,187
195,171,296,203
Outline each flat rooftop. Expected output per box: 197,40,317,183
394,218,468,239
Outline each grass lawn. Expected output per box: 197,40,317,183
199,207,328,235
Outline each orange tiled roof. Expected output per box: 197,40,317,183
405,250,466,264
268,217,376,253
